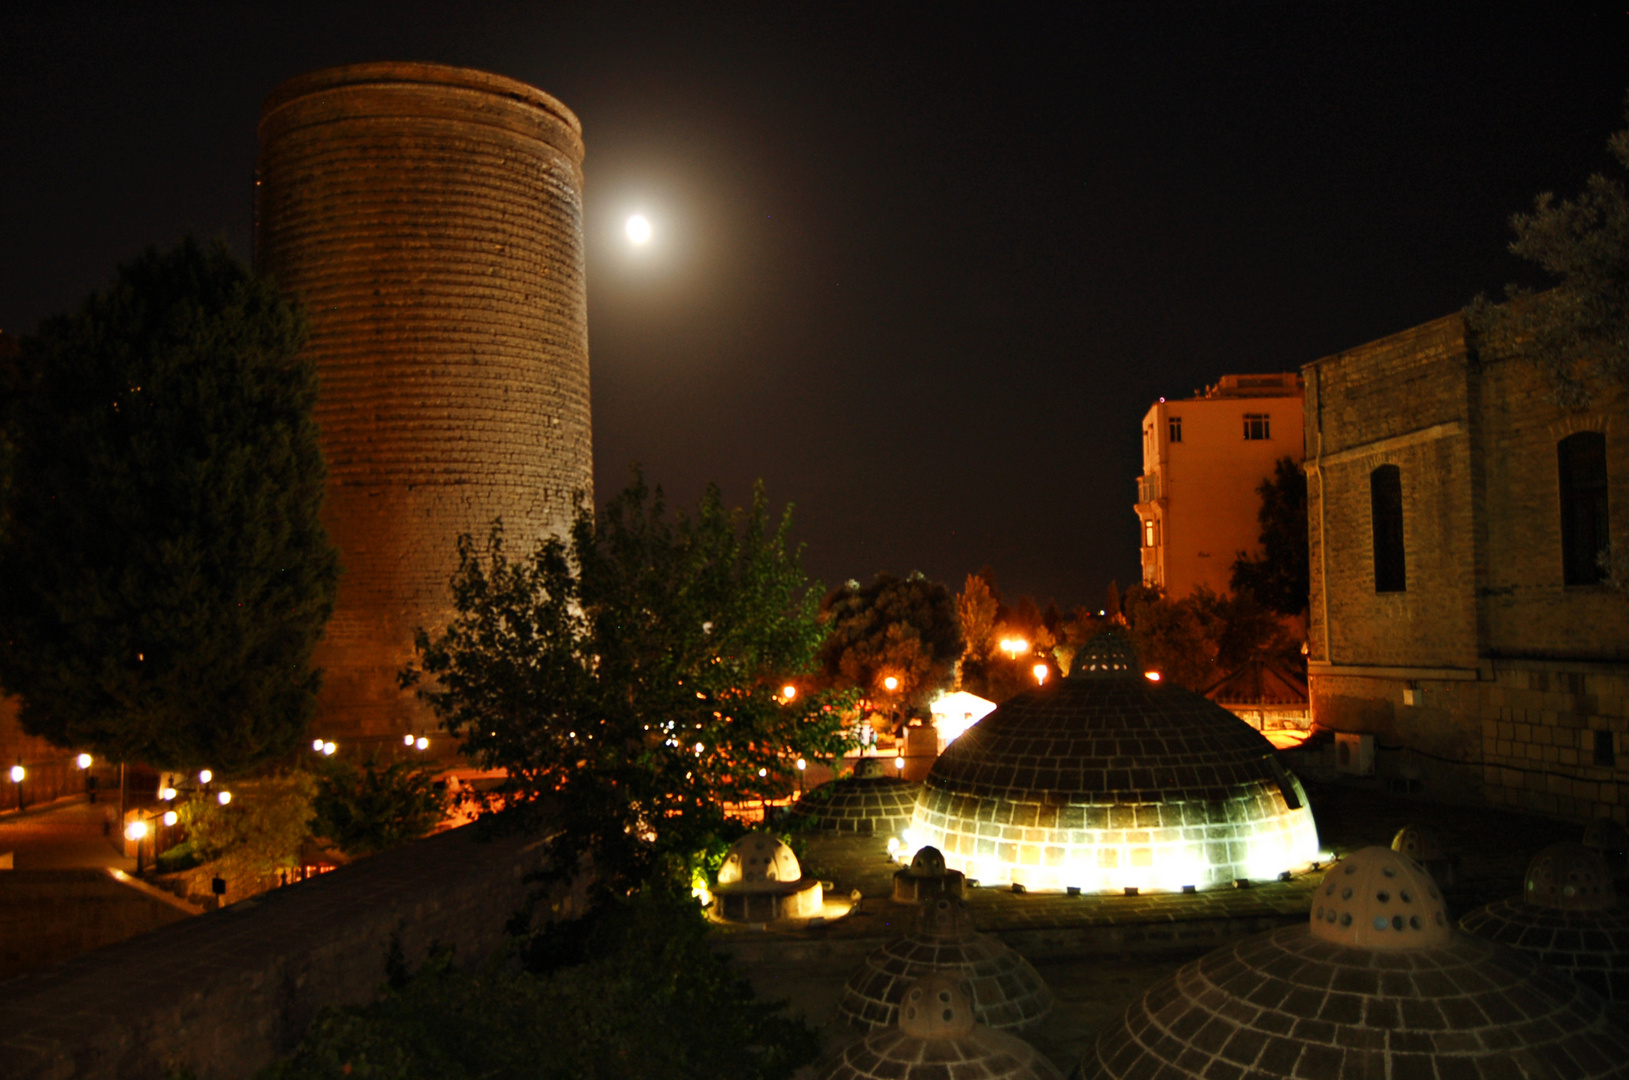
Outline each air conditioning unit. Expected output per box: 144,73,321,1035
1335,732,1376,776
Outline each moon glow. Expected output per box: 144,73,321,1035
625,214,652,245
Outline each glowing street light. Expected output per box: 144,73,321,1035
1032,663,1049,686
625,214,652,245
1000,637,1029,661
76,753,93,769
403,733,415,746
198,769,213,785
894,756,905,771
313,739,325,752
414,737,429,751
882,675,899,692
124,819,147,842
162,810,179,827
159,786,177,801
1145,671,1162,682
782,684,797,701
9,764,24,783
321,742,336,756
217,790,232,806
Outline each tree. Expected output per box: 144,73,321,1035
1465,105,1629,407
817,572,963,715
955,571,999,666
1230,456,1310,617
178,770,316,885
0,240,340,774
311,755,445,858
404,476,852,895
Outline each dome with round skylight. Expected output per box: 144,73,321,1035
839,896,1053,1031
712,830,823,923
1079,848,1629,1079
818,972,1062,1080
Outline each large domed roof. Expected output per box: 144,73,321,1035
1081,848,1629,1079
910,631,1319,891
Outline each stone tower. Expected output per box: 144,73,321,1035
255,62,592,737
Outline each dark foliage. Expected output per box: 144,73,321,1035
260,891,821,1080
1465,103,1629,407
1230,456,1310,617
311,755,445,858
817,572,962,714
0,239,339,772
404,474,852,896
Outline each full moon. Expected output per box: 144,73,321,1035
625,214,652,245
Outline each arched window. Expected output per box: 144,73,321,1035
1370,465,1405,593
1559,431,1609,585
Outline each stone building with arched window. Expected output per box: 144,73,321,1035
1304,311,1628,823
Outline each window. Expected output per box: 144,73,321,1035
1168,417,1182,443
1144,519,1157,548
1243,414,1270,440
1559,431,1609,585
1595,730,1616,769
1370,464,1406,593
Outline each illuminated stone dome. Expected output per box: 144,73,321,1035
792,757,918,838
893,844,966,901
1080,848,1629,1080
910,631,1319,891
838,896,1053,1031
819,973,1062,1080
1461,842,1629,1001
712,831,823,922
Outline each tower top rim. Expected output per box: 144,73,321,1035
261,61,582,141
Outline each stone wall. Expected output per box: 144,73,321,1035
255,62,594,739
1304,311,1629,823
0,822,580,1080
0,869,192,982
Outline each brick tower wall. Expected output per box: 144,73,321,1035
255,63,592,739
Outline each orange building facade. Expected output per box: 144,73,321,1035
1135,373,1305,599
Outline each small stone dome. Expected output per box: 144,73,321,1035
911,629,1319,891
839,897,1053,1031
791,763,919,838
911,845,947,876
1526,842,1617,911
819,973,1062,1080
1311,846,1450,949
1462,842,1629,1001
712,831,823,923
892,843,966,902
1081,851,1629,1080
898,972,976,1039
717,831,803,891
1391,823,1447,862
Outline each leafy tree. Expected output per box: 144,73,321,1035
0,239,340,773
311,755,445,858
1122,584,1296,691
955,571,999,666
1230,456,1310,617
259,891,820,1080
179,770,316,885
1465,105,1629,407
817,572,963,714
404,475,852,895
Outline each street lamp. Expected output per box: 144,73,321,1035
1000,637,1029,661
882,675,898,692
9,763,23,812
1032,663,1049,686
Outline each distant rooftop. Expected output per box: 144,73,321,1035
1192,372,1303,400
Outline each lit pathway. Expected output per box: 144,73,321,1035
0,797,131,871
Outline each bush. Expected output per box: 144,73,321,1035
311,755,444,858
261,891,820,1080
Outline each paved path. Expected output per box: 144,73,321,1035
0,797,131,871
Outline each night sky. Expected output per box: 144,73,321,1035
3,3,1626,609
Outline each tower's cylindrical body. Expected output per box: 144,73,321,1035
256,62,592,736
